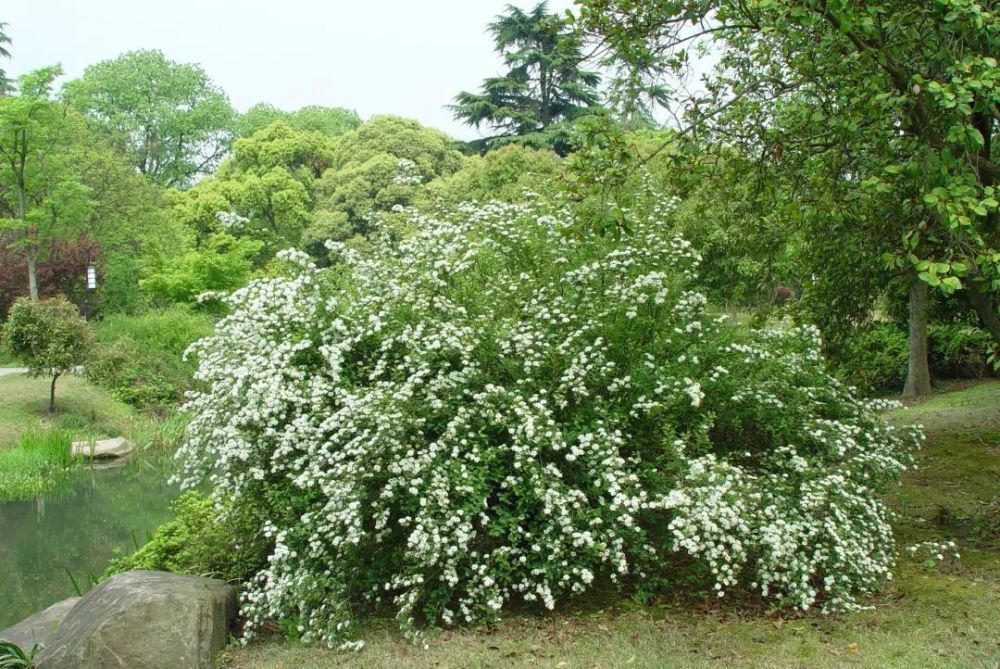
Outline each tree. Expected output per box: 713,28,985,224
236,103,361,139
168,120,331,260
0,67,92,301
421,144,562,207
452,2,601,153
63,50,235,187
140,233,263,307
0,235,100,319
0,22,12,95
579,0,1000,391
311,115,464,248
3,296,91,411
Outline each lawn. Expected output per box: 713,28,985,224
0,372,134,449
221,381,1000,669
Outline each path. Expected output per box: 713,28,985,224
0,367,28,377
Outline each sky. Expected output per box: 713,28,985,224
3,0,576,140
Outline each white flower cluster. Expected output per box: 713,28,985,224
906,540,960,562
216,210,249,230
177,194,920,646
393,158,423,186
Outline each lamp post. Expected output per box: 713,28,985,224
84,261,97,321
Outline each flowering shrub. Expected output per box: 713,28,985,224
176,196,922,647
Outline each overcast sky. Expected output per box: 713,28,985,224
3,0,577,140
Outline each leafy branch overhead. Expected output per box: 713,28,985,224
578,0,1000,350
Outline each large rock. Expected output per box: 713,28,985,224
0,597,80,650
70,437,133,459
35,571,237,669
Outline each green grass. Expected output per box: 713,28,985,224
222,381,1000,669
0,429,73,502
0,373,135,448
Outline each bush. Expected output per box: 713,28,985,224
176,197,920,647
835,323,994,396
104,492,266,582
928,323,994,378
835,324,909,395
140,233,263,308
86,306,214,411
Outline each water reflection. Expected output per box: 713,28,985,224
0,454,179,627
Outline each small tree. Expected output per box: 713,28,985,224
3,296,91,411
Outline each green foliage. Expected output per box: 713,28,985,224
309,115,464,248
0,68,94,299
96,252,150,315
236,104,361,139
0,21,11,95
0,429,72,502
2,297,90,410
104,492,266,584
168,121,334,260
452,2,601,153
229,121,335,179
835,322,995,395
929,323,995,378
140,234,263,307
421,145,561,206
835,325,909,396
579,0,1000,347
64,49,234,187
0,640,37,669
86,307,213,411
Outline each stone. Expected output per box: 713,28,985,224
0,597,80,651
35,570,237,669
70,437,134,459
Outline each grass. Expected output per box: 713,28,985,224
0,430,74,502
222,380,1000,669
0,373,135,449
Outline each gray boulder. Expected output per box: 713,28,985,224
70,437,134,459
35,570,237,669
0,597,80,651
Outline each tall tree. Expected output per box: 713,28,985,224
63,50,235,187
311,115,464,250
0,67,92,301
0,22,12,95
452,2,601,153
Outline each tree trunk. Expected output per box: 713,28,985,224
966,279,1000,346
49,372,59,413
27,253,39,301
903,277,932,398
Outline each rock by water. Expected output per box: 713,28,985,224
70,437,134,459
33,570,237,669
0,597,80,651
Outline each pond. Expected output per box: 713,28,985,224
0,455,180,628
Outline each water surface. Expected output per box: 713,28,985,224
0,455,179,628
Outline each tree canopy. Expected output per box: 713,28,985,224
64,49,235,187
579,0,1000,362
0,22,12,94
452,2,601,153
236,103,361,139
